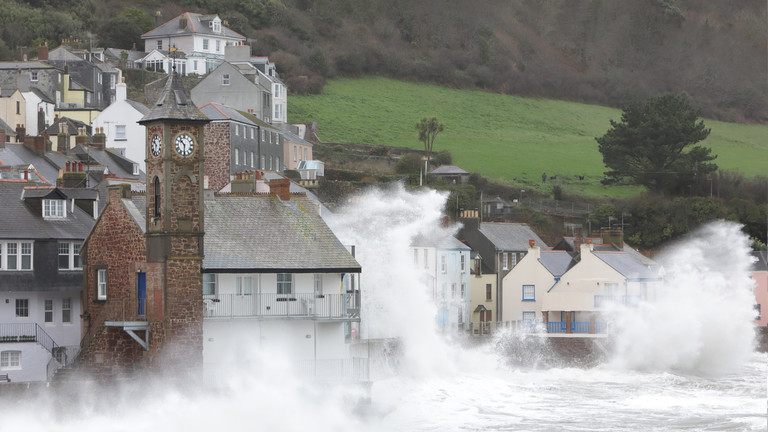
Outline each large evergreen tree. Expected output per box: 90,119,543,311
596,94,717,195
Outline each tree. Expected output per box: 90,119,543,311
415,117,445,174
596,94,717,195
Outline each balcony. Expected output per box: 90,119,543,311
594,294,645,308
203,292,361,321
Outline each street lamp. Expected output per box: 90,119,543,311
519,189,525,204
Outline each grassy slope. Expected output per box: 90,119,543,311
289,77,768,198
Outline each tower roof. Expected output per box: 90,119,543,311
139,72,208,124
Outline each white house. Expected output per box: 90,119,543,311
21,88,55,137
140,12,246,76
91,79,149,171
411,234,472,332
200,180,362,378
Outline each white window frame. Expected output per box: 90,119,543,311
62,298,71,323
441,255,446,273
15,299,28,317
203,273,216,296
203,39,209,50
2,241,33,271
43,199,65,218
58,242,82,270
236,275,252,296
460,254,466,272
44,299,53,323
277,273,293,295
110,75,115,90
275,156,280,171
234,148,239,165
0,351,21,370
157,40,162,50
115,125,126,140
502,252,509,270
30,71,38,82
97,269,107,300
215,40,221,52
222,73,230,86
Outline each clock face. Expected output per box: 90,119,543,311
174,133,195,157
150,134,162,157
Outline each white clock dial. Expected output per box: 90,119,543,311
174,133,195,157
151,134,162,157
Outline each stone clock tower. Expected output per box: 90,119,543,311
139,72,209,372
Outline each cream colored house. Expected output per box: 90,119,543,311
501,244,574,331
468,251,497,334
0,88,25,134
503,241,661,335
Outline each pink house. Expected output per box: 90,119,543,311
750,251,768,327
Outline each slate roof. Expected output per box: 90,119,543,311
0,117,13,134
0,182,95,240
199,102,255,125
593,251,660,280
539,251,576,277
0,88,21,98
430,165,470,175
45,117,90,136
203,193,360,273
282,129,313,147
477,223,547,251
139,73,209,124
751,251,768,272
126,99,150,115
0,61,55,70
142,12,245,40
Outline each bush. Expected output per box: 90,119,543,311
395,153,423,174
430,151,452,166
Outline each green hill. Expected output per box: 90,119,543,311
289,77,768,198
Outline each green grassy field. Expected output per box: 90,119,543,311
289,77,768,198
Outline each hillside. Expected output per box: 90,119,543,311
289,77,768,197
2,0,766,123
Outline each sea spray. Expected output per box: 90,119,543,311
608,221,756,375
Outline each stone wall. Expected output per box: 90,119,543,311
203,122,231,192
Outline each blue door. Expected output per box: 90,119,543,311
137,272,146,316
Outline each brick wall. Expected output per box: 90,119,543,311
203,122,231,192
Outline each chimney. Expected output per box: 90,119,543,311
116,77,127,102
155,11,162,27
269,177,291,201
37,108,45,135
16,124,25,143
179,17,187,29
106,184,131,204
61,169,87,188
529,239,535,248
24,135,46,155
75,131,88,148
37,43,48,60
91,127,105,150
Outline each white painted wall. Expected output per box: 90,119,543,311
92,82,147,171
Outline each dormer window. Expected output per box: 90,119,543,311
43,199,65,218
211,18,222,34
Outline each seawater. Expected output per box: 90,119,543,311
1,185,766,431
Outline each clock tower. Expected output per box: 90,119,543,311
139,72,209,372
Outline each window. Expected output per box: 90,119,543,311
15,299,28,317
0,351,21,369
153,177,161,218
250,128,255,139
62,298,71,323
21,243,31,270
522,284,535,301
486,284,492,301
16,101,20,115
260,155,265,169
115,125,126,140
203,273,216,295
110,75,115,90
212,19,221,33
510,253,517,268
193,60,198,70
234,124,239,136
6,243,17,270
3,242,33,271
222,73,230,85
261,130,265,141
314,274,323,294
157,40,162,50
215,40,221,52
269,156,272,170
441,255,446,273
461,283,465,299
293,146,297,162
274,84,281,98
97,269,107,300
133,164,139,176
44,299,53,323
58,242,69,269
203,39,209,50
451,283,456,299
43,199,65,218
236,276,252,295
304,148,308,161
30,71,38,82
423,249,428,268
234,148,239,165
502,253,509,270
460,255,466,272
275,157,280,171
522,311,536,322
277,273,293,295
413,249,418,265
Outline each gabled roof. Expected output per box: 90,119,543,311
0,117,13,134
539,251,576,277
45,116,90,136
141,12,245,40
139,73,209,124
282,129,313,147
125,99,150,115
593,251,660,280
203,193,360,273
0,182,95,240
430,165,470,175
477,223,547,251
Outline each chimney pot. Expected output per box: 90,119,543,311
529,239,535,247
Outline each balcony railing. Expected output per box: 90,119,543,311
547,321,566,333
203,292,361,320
0,323,59,354
594,294,645,308
571,321,591,333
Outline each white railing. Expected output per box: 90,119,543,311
203,292,360,320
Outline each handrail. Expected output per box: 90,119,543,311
203,293,360,320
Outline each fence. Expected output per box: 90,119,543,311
203,292,360,320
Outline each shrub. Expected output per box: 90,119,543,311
395,153,423,174
430,151,452,166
